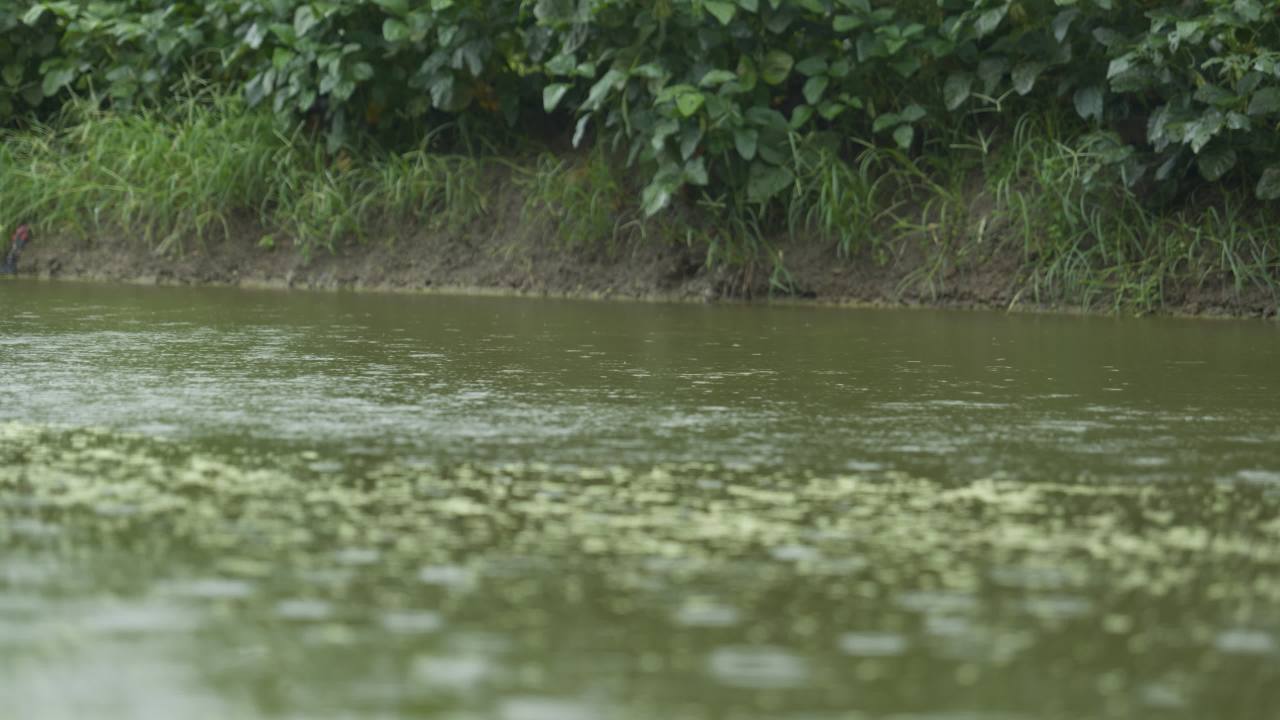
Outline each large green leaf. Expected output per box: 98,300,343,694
1186,109,1224,154
761,50,794,86
795,56,828,77
872,112,900,133
943,72,971,111
833,15,863,32
974,6,1007,37
699,69,737,87
893,124,914,149
1011,62,1046,95
383,18,409,42
542,83,569,112
582,68,624,111
705,1,736,25
1196,145,1236,182
802,75,828,105
1248,88,1280,116
293,6,318,38
1073,85,1103,122
747,161,794,203
676,89,705,117
734,128,758,160
684,158,709,186
2,64,23,88
899,104,925,123
41,66,75,97
1256,167,1280,200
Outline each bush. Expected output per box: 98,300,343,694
6,1,1280,216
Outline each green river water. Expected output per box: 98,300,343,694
1,281,1279,719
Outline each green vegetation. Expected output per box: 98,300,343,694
3,1,1280,310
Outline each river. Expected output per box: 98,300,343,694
2,281,1279,719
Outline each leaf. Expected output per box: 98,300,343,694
1248,87,1280,115
41,66,75,97
351,62,374,81
372,0,409,14
893,124,914,149
1052,9,1080,43
245,22,266,49
790,105,814,128
977,57,1007,94
1193,84,1236,107
745,105,788,130
736,55,758,91
872,112,900,133
1092,27,1123,48
572,115,589,147
943,72,972,111
683,158,709,186
737,0,759,12
2,65,23,88
542,83,569,112
734,128,758,160
1106,55,1133,80
1196,145,1236,182
533,0,574,22
747,161,794,203
383,18,409,42
676,90,705,117
795,56,828,77
1255,167,1280,200
802,75,829,105
1155,153,1181,182
294,6,318,38
705,1,737,25
21,5,47,25
1186,109,1224,154
679,125,702,160
641,181,673,216
699,69,737,87
833,15,862,32
583,68,624,111
1073,85,1103,122
761,50,794,86
974,7,1008,38
1235,0,1264,21
899,103,926,123
1011,62,1046,95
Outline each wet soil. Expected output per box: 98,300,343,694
8,208,1279,319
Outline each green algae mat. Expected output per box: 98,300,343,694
2,282,1280,719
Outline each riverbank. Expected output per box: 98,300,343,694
4,100,1279,319
15,219,1279,319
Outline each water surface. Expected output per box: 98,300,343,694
2,281,1279,719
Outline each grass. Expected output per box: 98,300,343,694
2,95,1277,313
774,110,1280,313
983,115,1280,312
515,147,634,251
0,94,490,259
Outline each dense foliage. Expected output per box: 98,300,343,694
4,0,1280,215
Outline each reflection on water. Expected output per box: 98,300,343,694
2,281,1280,719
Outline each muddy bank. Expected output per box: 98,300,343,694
10,224,1280,319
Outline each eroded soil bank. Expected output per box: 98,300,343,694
11,222,1280,319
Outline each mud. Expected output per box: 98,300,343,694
8,215,1279,319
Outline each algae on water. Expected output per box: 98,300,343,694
3,421,1280,718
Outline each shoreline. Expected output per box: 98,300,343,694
11,233,1279,321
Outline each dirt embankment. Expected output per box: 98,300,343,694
9,208,1279,319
